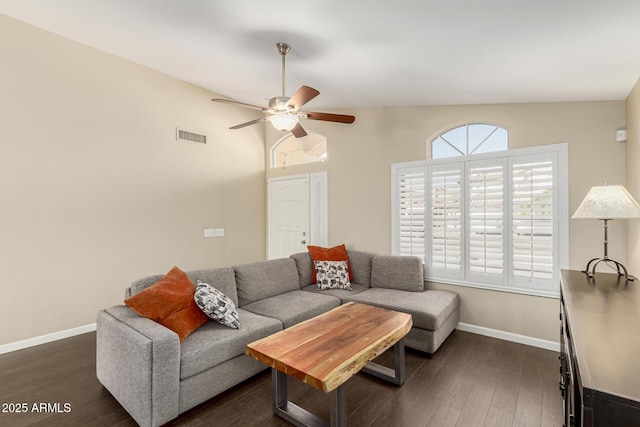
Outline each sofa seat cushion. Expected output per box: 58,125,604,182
179,308,282,380
302,283,368,301
242,290,341,328
342,289,458,331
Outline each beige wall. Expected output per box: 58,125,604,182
626,77,640,274
2,11,633,347
0,15,266,345
267,101,626,343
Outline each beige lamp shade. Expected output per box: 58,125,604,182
572,185,640,220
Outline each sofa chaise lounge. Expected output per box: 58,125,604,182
96,250,459,427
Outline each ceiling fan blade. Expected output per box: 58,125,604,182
287,86,320,110
291,123,308,138
212,98,266,112
229,117,266,129
304,111,356,124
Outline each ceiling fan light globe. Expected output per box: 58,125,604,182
269,114,299,131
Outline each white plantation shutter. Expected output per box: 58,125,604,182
430,165,463,278
466,159,505,284
394,166,426,260
391,143,566,297
511,153,556,290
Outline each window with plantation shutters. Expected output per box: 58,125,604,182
511,153,556,290
467,159,505,285
395,167,426,259
430,165,463,278
392,142,568,297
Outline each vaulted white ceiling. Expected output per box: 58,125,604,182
1,0,639,109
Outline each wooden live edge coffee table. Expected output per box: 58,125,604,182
245,302,412,427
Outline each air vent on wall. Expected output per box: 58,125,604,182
176,128,207,145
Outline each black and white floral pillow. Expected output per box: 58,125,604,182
314,260,352,290
194,280,240,329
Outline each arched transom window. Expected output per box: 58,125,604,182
271,132,327,168
431,123,508,159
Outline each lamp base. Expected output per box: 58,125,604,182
582,256,635,281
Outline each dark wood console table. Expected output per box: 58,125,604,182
560,269,640,427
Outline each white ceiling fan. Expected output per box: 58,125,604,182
212,43,355,138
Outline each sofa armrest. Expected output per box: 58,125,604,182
97,305,180,427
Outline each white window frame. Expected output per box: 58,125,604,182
392,143,568,298
429,122,509,159
270,131,327,169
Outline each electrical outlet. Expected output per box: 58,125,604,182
214,228,225,237
204,229,216,238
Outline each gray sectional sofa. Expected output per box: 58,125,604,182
96,250,459,427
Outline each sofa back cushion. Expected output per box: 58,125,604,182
348,250,374,287
127,267,239,307
371,255,424,292
234,258,300,306
290,250,373,288
188,268,239,307
290,252,314,286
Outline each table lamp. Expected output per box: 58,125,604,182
572,184,640,281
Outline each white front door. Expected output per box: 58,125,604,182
268,176,310,259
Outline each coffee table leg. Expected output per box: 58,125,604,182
394,337,406,384
330,384,347,427
269,335,405,427
360,337,406,385
273,368,288,413
271,368,330,427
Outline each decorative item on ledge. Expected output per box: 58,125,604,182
572,184,640,281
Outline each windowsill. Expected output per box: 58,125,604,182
424,276,560,299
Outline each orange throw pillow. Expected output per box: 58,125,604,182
308,244,353,283
124,266,208,342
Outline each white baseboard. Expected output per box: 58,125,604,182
456,322,560,352
0,323,97,355
1,321,560,355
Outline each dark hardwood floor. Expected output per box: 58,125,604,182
0,330,563,426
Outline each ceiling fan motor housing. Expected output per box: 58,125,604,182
269,96,294,113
